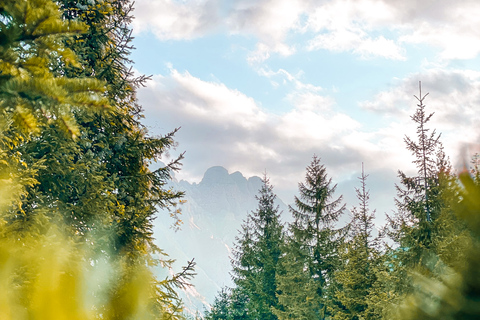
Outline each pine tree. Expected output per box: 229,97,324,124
231,174,284,320
275,155,345,319
204,287,249,320
274,237,320,320
0,0,107,137
382,84,455,304
41,0,186,258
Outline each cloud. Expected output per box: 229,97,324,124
136,65,480,226
360,68,480,168
307,30,406,60
137,66,430,211
228,0,305,62
138,67,361,179
391,0,480,60
133,0,480,62
132,0,221,40
304,0,405,60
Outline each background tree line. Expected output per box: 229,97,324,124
205,84,480,320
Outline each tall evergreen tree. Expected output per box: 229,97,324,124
385,83,452,275
275,155,345,320
391,170,480,319
331,164,380,320
45,0,186,258
382,83,461,318
274,236,320,320
231,174,284,320
1,0,192,318
388,82,446,256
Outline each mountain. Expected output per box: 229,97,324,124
153,166,288,314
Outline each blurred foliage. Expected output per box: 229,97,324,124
0,219,189,320
391,171,480,319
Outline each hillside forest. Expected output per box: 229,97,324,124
1,1,480,320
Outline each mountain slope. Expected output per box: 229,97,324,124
153,166,288,314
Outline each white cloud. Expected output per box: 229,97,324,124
138,67,363,180
304,0,405,60
137,67,434,214
399,23,480,60
133,0,480,61
308,30,406,60
257,67,323,93
132,0,221,40
359,68,480,168
228,0,305,61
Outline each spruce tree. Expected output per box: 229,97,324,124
0,0,107,137
276,155,345,319
1,0,192,318
274,237,320,320
231,174,284,320
0,0,107,219
331,164,380,320
382,83,461,318
391,170,480,319
204,287,249,320
44,0,186,258
388,82,447,262
204,287,232,320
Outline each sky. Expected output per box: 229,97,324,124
130,0,480,225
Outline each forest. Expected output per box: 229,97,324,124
1,1,480,320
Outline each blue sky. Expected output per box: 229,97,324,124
130,0,480,224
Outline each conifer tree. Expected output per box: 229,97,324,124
383,83,460,317
0,0,107,219
274,237,320,320
275,155,345,319
0,0,107,137
231,174,284,320
388,82,447,261
331,164,380,320
1,0,192,318
204,288,232,320
391,170,480,319
204,287,249,320
38,0,186,258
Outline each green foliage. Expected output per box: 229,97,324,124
388,84,448,260
390,170,480,319
0,0,107,137
330,164,380,320
26,0,186,259
204,287,249,320
0,221,192,320
274,238,322,320
381,85,455,313
0,0,191,318
230,174,284,320
275,155,345,319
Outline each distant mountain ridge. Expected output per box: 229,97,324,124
153,166,288,314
